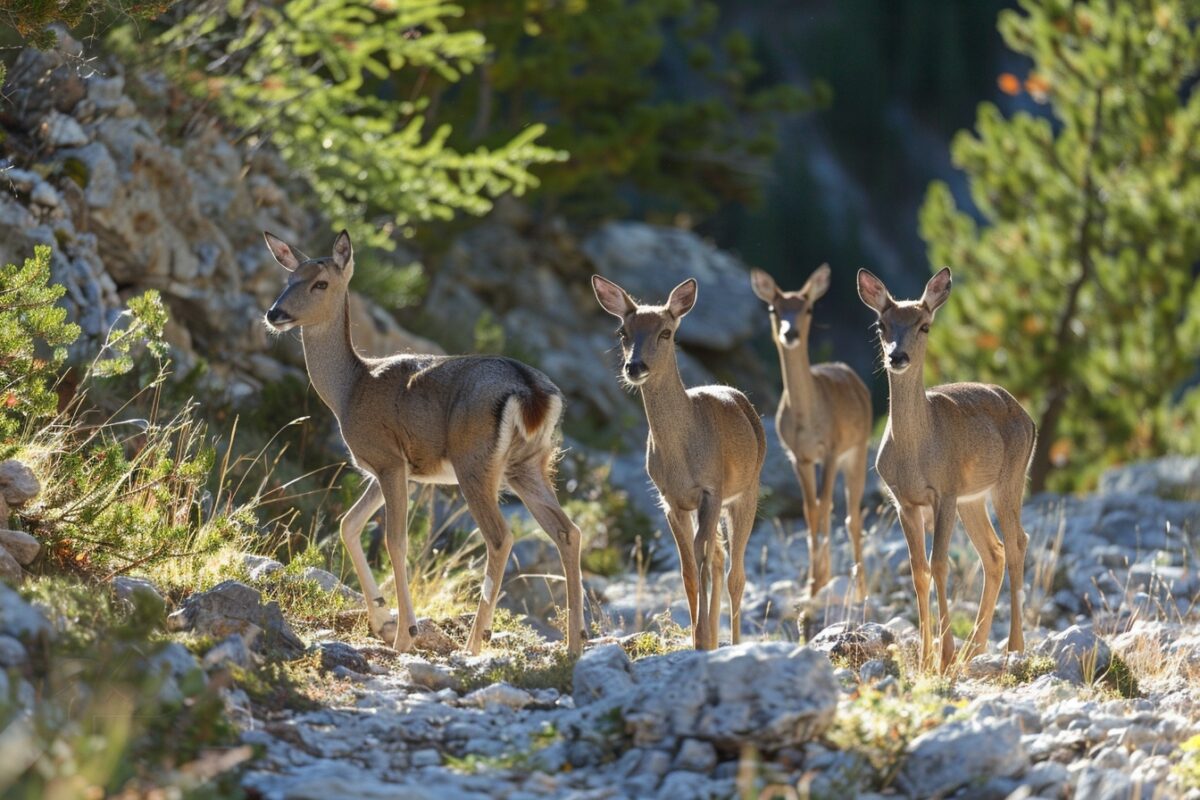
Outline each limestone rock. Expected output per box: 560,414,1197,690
166,580,304,658
0,546,23,585
0,530,39,566
573,643,635,707
0,460,40,506
808,621,894,668
111,575,165,608
900,717,1027,798
0,582,50,640
1035,624,1112,684
316,641,368,674
582,221,758,350
461,682,536,710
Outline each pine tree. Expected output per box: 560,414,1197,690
920,0,1200,492
151,0,566,254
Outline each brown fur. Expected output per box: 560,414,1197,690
263,231,586,657
751,265,873,598
593,274,766,650
859,267,1035,674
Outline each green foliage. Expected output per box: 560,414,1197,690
1177,734,1200,790
441,0,818,219
2,578,240,798
87,289,169,379
0,246,80,455
149,0,565,253
0,0,172,48
920,0,1200,491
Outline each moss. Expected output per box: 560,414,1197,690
1102,652,1140,699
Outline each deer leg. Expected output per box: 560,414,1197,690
794,461,828,595
817,454,838,590
666,508,699,636
726,492,757,646
844,446,869,601
460,472,512,656
339,478,390,639
930,498,958,674
509,466,585,657
379,468,417,652
897,503,932,671
995,488,1030,653
694,492,722,650
708,520,726,647
956,499,1005,662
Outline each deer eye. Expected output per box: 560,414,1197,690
658,329,671,341
920,323,930,334
312,280,328,291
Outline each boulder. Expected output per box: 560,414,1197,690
461,682,536,710
577,642,837,753
111,575,165,609
808,622,894,668
166,580,304,658
1035,624,1112,684
582,222,758,350
0,530,40,566
0,546,23,585
900,718,1027,798
0,460,40,506
0,582,50,640
573,643,636,706
315,641,369,674
1099,456,1200,501
300,566,363,602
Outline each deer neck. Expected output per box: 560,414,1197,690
778,339,817,421
300,294,364,421
640,358,694,457
885,362,932,446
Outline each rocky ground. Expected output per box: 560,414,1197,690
6,456,1196,799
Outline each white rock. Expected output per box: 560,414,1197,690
1035,624,1111,684
0,582,49,639
0,529,39,568
573,643,635,706
674,738,717,773
900,717,1027,798
38,111,89,149
30,182,61,209
461,682,535,710
0,460,39,506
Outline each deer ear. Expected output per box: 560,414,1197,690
803,263,831,301
264,231,300,271
592,275,636,319
857,269,892,313
922,267,952,312
749,269,778,303
667,278,698,319
331,230,353,273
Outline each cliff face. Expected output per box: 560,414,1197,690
0,36,436,404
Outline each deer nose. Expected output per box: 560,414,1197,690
625,360,648,381
890,351,910,369
266,307,291,324
782,328,799,344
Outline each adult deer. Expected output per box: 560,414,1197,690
857,267,1035,672
263,230,585,656
750,265,872,598
592,275,765,650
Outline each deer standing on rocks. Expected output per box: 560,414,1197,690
592,275,765,650
750,265,872,599
263,231,585,656
857,267,1035,672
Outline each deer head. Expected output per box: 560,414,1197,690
264,230,355,332
591,275,696,387
857,267,952,375
750,264,831,350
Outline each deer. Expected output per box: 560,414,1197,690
263,230,586,657
857,267,1035,673
592,275,766,650
750,265,873,600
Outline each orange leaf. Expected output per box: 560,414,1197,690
1024,74,1051,102
997,73,1021,96
975,332,1002,350
1050,439,1072,467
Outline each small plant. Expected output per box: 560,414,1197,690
1175,734,1200,791
445,721,560,775
1001,654,1057,686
